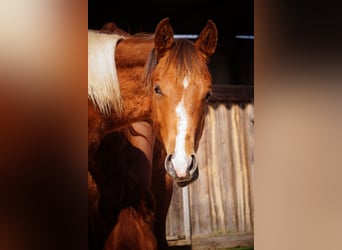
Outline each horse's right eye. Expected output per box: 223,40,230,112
154,85,163,96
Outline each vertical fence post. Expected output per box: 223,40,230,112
182,185,192,244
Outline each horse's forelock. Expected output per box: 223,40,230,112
170,39,204,80
143,39,205,87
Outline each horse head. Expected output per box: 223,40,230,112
149,18,218,187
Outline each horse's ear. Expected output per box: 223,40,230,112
154,18,174,52
195,20,218,60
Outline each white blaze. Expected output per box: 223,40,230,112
172,77,190,177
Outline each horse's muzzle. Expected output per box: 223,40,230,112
164,153,199,187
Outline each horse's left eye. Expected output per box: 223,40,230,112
154,85,163,96
205,91,212,101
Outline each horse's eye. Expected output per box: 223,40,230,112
205,91,212,101
154,85,163,96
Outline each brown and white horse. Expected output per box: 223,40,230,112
88,18,218,249
88,17,217,184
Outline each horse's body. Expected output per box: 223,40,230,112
88,18,218,249
88,23,158,250
88,121,156,250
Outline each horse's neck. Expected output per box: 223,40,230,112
115,37,154,127
118,75,151,125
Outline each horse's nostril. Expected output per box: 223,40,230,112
164,153,176,178
188,154,197,172
167,154,173,162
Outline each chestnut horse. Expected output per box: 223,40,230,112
88,23,157,250
88,18,218,249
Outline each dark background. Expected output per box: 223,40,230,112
88,2,254,85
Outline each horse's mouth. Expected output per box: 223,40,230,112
175,167,199,187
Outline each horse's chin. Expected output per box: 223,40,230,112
175,168,199,187
176,181,191,187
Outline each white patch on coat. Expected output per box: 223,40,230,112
88,30,123,116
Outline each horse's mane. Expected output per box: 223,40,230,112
88,30,124,117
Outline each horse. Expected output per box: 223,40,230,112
88,22,156,250
88,17,217,183
88,18,218,249
88,22,158,250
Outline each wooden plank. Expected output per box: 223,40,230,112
191,232,254,250
181,186,191,243
190,110,212,235
166,184,186,238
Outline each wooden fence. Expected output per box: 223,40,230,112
166,85,254,249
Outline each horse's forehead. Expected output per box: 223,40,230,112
159,76,208,101
155,63,210,85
